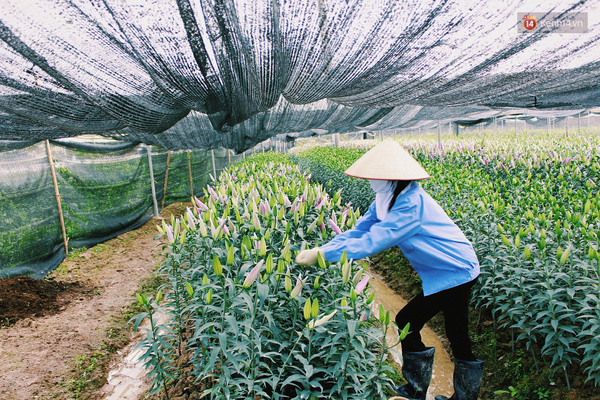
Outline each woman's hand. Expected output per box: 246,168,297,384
295,247,323,266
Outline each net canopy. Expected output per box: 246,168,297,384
0,0,599,152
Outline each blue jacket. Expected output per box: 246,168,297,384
320,182,480,296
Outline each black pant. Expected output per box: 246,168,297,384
395,278,478,361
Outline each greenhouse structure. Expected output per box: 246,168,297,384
1,1,600,400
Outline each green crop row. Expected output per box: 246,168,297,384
132,152,406,399
291,132,600,389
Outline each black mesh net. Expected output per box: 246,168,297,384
0,0,598,152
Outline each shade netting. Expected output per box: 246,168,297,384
0,138,245,278
0,0,599,152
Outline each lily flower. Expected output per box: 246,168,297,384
251,212,261,231
328,218,342,235
166,224,174,244
186,208,196,231
340,209,348,229
242,259,264,289
218,217,229,235
194,197,209,211
306,218,318,233
198,218,208,237
308,310,337,329
207,185,218,198
290,276,306,298
284,271,293,292
355,276,370,294
341,261,351,284
360,311,368,321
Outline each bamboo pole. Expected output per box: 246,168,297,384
187,150,194,198
211,149,217,178
45,140,68,255
161,150,171,209
146,146,159,217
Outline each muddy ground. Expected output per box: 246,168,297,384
0,202,188,400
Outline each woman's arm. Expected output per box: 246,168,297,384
320,197,421,262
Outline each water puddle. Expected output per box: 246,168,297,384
369,268,455,400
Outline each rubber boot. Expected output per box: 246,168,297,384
434,359,484,400
394,347,435,400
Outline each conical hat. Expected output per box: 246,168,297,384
344,139,430,180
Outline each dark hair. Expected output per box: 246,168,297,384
388,180,412,211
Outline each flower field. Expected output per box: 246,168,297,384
134,153,408,399
291,131,600,392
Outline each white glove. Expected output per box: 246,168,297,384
295,247,323,266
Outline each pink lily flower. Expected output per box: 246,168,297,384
166,225,174,244
194,197,209,211
328,219,342,235
242,260,264,289
207,185,218,198
355,276,370,294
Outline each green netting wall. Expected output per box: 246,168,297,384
0,138,251,279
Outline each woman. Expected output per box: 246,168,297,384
296,139,484,400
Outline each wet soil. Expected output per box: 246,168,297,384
0,277,88,327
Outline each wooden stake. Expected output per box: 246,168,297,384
187,150,194,198
211,149,217,179
45,140,68,255
146,146,159,217
161,150,171,209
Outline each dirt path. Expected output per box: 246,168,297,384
0,203,187,400
369,270,454,400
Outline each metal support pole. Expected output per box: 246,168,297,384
547,118,550,135
455,122,460,137
514,116,518,136
45,140,69,255
146,146,159,217
333,133,340,147
565,117,569,136
578,112,581,135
